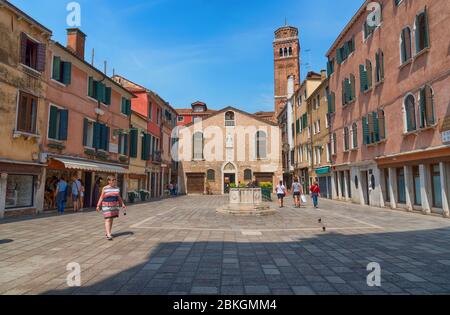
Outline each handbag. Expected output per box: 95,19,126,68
301,194,307,204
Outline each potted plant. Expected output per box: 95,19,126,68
139,190,150,201
127,191,139,203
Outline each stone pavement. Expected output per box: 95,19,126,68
1,195,450,295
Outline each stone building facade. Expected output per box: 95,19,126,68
0,1,51,218
326,0,450,216
177,107,282,195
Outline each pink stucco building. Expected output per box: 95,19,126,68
326,0,450,217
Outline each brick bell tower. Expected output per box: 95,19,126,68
273,25,300,117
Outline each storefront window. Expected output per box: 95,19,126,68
397,168,406,204
5,175,34,209
431,164,442,208
413,166,421,206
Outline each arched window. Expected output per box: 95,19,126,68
288,47,293,56
244,169,252,181
419,85,435,128
343,127,350,151
225,111,235,126
415,10,429,54
279,48,283,57
352,122,358,149
193,132,204,160
404,94,417,132
284,47,288,57
400,27,412,63
207,169,215,181
256,131,267,159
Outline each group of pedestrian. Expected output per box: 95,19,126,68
52,175,85,214
275,178,321,208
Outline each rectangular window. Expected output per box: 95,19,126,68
20,33,45,72
121,97,131,115
88,76,111,105
52,56,72,85
413,166,421,206
397,168,406,204
431,164,442,208
5,175,35,209
118,133,128,155
17,91,38,134
48,105,68,141
83,119,94,148
148,102,153,120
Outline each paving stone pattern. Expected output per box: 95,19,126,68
1,196,450,295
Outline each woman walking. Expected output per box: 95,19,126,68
291,177,303,208
96,176,126,241
310,180,321,208
275,180,287,208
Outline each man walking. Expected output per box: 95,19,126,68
309,180,321,208
72,175,82,212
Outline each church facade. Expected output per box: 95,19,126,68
176,107,282,195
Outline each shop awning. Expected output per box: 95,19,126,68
51,157,129,174
315,166,331,175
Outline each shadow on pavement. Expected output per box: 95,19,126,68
43,227,450,295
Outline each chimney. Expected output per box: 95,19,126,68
66,28,86,59
320,69,327,81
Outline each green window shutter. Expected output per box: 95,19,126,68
124,134,129,156
93,122,101,149
401,29,406,62
415,15,420,53
52,56,61,81
105,126,110,151
424,85,434,125
359,65,367,92
345,79,352,103
336,48,342,65
105,87,112,105
48,106,58,139
344,42,350,58
362,116,369,145
62,62,71,85
121,98,126,114
424,8,430,48
127,99,132,115
129,128,138,158
366,60,372,89
59,109,68,141
375,52,380,82
99,83,106,103
373,112,379,142
88,77,94,97
141,133,147,160
419,88,426,128
83,118,88,146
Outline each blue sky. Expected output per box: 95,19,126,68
11,0,362,112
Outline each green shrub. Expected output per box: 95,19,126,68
258,182,273,189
